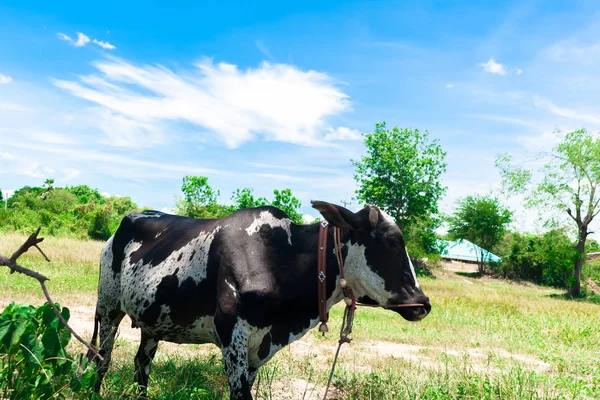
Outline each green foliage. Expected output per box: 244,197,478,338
352,122,447,230
496,128,600,296
448,195,513,273
271,189,303,224
494,230,578,288
231,188,269,209
176,176,233,219
0,189,3,203
0,181,138,240
403,214,444,258
181,176,219,206
0,302,98,399
177,176,304,223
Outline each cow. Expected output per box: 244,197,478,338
87,200,431,400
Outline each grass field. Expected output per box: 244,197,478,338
1,232,600,399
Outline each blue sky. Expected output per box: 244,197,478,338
1,0,600,230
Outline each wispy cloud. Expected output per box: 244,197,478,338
247,162,343,174
57,32,91,47
92,39,116,50
324,126,361,141
533,95,600,125
53,58,352,148
57,32,114,50
446,83,454,88
0,74,13,84
479,58,507,75
255,40,275,61
516,68,523,75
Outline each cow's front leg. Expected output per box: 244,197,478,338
216,315,255,400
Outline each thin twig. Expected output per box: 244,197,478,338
0,228,103,361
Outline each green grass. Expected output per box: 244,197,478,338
2,233,600,399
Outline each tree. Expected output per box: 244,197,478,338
271,189,302,224
231,188,269,210
496,128,600,296
176,176,233,219
352,122,447,253
181,176,219,206
447,194,513,273
0,189,3,203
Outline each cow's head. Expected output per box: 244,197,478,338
312,200,431,322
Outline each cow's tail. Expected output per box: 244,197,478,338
87,309,100,363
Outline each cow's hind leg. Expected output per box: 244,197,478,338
133,331,159,397
93,308,125,392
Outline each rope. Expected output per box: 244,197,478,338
321,227,424,399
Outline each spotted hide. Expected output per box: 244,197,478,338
87,201,431,400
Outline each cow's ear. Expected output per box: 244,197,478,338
311,200,360,229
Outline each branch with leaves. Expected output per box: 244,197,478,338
0,228,103,361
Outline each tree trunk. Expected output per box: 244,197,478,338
570,227,588,297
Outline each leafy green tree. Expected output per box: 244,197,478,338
181,176,219,206
0,189,3,203
231,188,269,210
496,128,600,296
447,195,513,273
495,229,577,288
352,122,447,253
176,176,233,219
66,185,105,204
271,189,302,224
353,122,447,228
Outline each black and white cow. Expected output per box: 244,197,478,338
88,200,431,399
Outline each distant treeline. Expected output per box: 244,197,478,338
0,176,307,241
0,180,139,240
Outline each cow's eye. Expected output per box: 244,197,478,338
388,240,397,248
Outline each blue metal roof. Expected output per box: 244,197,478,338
438,239,502,263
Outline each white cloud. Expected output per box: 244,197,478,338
479,58,507,75
446,83,454,88
302,214,317,224
323,126,361,141
0,74,12,84
57,32,91,47
533,95,600,125
57,32,72,42
28,131,75,145
516,68,523,75
53,58,351,148
74,32,90,47
92,39,116,50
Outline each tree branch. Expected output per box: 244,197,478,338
0,228,103,361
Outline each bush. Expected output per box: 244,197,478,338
494,229,577,289
0,182,138,240
0,302,98,399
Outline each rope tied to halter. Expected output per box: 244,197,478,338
319,223,424,400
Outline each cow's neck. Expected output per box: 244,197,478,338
291,223,350,314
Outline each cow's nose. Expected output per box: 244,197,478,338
423,298,432,314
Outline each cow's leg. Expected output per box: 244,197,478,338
133,331,159,396
216,315,255,400
222,343,254,400
93,309,125,392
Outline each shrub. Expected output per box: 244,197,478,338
494,229,577,289
0,302,98,399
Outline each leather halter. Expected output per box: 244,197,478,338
317,220,331,332
317,221,355,333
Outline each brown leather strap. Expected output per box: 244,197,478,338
317,221,329,331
